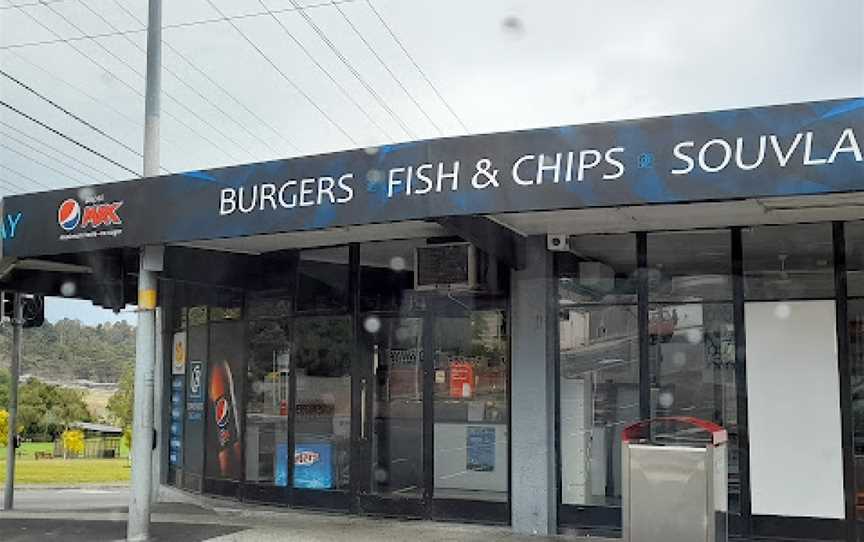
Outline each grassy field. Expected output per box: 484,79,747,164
0,441,131,485
0,457,130,485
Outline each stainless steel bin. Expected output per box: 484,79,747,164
622,416,728,542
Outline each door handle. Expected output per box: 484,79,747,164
360,377,367,440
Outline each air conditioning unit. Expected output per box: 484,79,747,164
414,242,478,291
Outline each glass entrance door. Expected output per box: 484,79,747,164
356,306,510,521
357,315,426,515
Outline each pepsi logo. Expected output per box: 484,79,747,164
215,397,229,428
58,199,81,231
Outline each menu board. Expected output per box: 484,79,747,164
415,244,473,288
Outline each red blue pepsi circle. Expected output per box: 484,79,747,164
215,397,229,428
58,199,81,231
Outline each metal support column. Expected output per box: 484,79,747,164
127,0,161,539
3,293,22,510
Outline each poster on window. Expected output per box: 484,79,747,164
169,375,184,465
294,442,333,489
172,332,187,375
274,442,288,487
466,426,496,472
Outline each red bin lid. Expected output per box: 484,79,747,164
622,416,728,447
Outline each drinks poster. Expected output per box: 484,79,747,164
205,321,244,480
294,442,333,489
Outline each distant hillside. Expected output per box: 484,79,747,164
0,319,136,383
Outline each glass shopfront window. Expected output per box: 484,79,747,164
744,223,844,521
293,315,353,491
297,246,350,312
647,230,738,511
558,234,638,507
433,306,509,502
245,292,292,487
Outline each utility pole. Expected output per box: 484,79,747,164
3,293,22,511
127,0,161,540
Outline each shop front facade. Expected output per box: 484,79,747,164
2,97,863,539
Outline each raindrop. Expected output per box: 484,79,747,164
672,351,687,367
366,169,384,184
77,187,95,202
60,280,77,297
364,315,382,334
501,15,524,36
389,256,406,272
774,303,792,320
658,391,675,409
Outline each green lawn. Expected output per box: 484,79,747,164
0,441,131,485
0,457,130,485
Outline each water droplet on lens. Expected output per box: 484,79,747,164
658,391,674,408
364,315,382,334
366,169,384,184
774,303,791,320
60,280,77,297
389,256,406,271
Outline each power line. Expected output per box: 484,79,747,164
366,0,469,133
0,125,114,180
255,0,394,141
0,100,140,176
0,0,361,51
31,0,248,164
331,1,443,136
0,163,53,191
0,0,65,10
0,68,147,164
0,143,88,186
106,0,293,157
4,47,185,161
0,176,29,193
203,0,358,147
286,0,415,139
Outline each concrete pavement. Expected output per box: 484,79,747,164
0,486,607,542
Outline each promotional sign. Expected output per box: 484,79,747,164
3,98,863,258
172,331,187,375
274,442,288,487
169,375,184,466
187,361,204,422
293,442,333,489
466,426,496,472
205,321,245,480
449,362,474,399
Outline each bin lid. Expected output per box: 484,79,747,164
622,416,728,447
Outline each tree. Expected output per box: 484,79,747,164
107,363,134,447
16,378,91,438
0,409,8,447
61,428,85,458
107,364,133,429
0,368,9,410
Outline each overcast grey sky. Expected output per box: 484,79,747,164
2,0,863,324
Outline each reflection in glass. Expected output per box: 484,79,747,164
743,223,834,300
558,304,638,506
558,234,637,304
297,247,350,311
365,317,424,498
293,316,352,490
245,319,291,486
647,231,731,302
433,310,508,502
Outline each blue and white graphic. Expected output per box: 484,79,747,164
293,442,333,489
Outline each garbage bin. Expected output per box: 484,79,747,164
621,416,728,542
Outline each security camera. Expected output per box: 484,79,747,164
547,234,569,252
